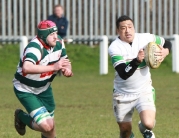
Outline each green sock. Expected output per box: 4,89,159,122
18,110,33,129
41,134,56,138
130,132,135,138
120,132,134,138
41,134,47,138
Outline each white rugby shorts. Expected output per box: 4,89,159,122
113,87,156,122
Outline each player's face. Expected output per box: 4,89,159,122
46,32,58,47
117,20,135,43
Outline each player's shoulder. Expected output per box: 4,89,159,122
26,37,42,49
135,32,150,37
135,33,153,39
55,36,65,50
26,39,41,49
135,33,156,45
56,35,63,45
109,37,125,50
108,37,124,55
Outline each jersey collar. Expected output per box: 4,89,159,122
37,36,51,50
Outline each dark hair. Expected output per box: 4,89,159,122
116,15,134,29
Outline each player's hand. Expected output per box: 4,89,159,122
62,68,73,77
154,45,169,62
53,59,71,71
137,49,145,63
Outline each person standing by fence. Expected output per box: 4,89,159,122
13,20,73,138
48,4,68,39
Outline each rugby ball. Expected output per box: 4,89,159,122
144,42,161,69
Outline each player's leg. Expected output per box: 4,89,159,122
136,87,156,138
118,122,134,138
15,107,55,137
113,93,137,138
14,86,56,137
36,87,56,137
30,107,55,134
138,110,155,138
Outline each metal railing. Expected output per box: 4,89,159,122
1,0,179,42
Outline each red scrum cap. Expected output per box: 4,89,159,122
37,20,58,44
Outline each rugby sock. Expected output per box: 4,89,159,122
120,132,134,138
138,120,156,133
41,134,56,138
130,132,135,138
138,121,146,133
41,134,47,138
18,110,34,129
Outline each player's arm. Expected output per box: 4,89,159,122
59,41,73,77
110,48,144,80
22,43,70,74
21,44,54,74
163,40,172,52
61,57,73,77
150,34,172,58
22,59,70,74
23,61,54,74
155,39,172,62
109,44,143,80
115,58,141,80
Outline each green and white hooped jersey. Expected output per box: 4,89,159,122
13,36,68,94
108,33,165,94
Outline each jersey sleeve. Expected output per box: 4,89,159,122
108,43,124,68
56,36,68,59
60,40,68,59
23,42,42,64
146,33,165,46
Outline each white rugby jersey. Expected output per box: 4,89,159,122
108,33,164,94
13,36,68,94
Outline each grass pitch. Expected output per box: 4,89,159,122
0,44,178,138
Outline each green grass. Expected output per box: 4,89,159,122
0,44,178,138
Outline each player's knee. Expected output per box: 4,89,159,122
40,120,54,132
30,107,55,132
142,120,155,129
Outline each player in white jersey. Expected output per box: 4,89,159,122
13,20,73,138
108,15,171,138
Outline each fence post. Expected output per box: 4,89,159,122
172,34,179,73
100,35,108,75
20,36,28,59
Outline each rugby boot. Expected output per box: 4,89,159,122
14,109,26,135
142,130,155,138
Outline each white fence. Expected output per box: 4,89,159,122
1,0,179,40
172,35,179,73
1,35,178,74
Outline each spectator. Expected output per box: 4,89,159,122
48,4,68,38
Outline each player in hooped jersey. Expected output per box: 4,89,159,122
108,15,171,138
13,20,73,138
